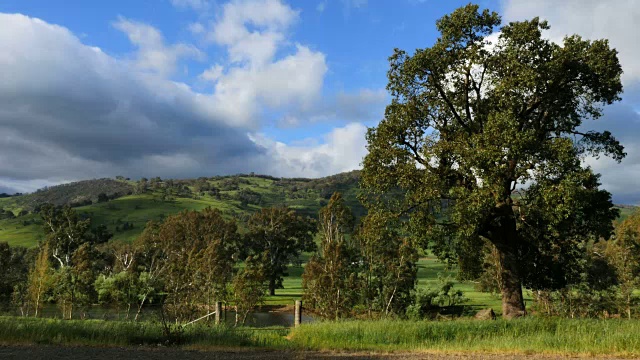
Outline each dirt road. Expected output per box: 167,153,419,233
0,346,634,360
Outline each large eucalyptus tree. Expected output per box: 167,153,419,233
361,4,624,318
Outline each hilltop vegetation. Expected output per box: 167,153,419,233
0,178,133,214
0,171,364,247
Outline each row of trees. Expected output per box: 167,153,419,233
0,192,423,322
1,203,318,324
1,191,638,321
530,213,640,319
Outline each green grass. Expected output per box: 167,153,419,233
416,256,508,312
0,214,44,247
616,205,638,222
2,316,640,356
0,316,289,348
262,257,507,313
289,318,640,356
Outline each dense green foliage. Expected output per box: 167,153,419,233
302,193,360,319
361,4,624,318
533,211,640,319
244,207,317,296
134,208,240,321
0,243,31,308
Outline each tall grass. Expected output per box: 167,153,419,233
0,317,289,348
4,316,640,356
289,318,640,356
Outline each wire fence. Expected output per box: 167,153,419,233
6,300,311,329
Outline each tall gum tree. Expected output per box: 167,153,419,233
361,4,624,318
244,207,316,296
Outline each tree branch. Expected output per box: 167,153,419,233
431,71,472,133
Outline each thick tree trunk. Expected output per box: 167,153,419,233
490,204,526,319
498,247,525,319
269,279,276,296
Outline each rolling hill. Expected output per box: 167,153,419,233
0,170,636,248
0,172,364,247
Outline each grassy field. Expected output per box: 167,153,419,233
263,256,507,314
1,316,639,357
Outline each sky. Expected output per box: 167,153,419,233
0,0,639,204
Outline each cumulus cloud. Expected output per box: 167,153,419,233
208,0,299,65
113,17,204,77
210,45,327,127
251,123,369,178
188,22,206,35
193,0,328,127
199,64,224,82
502,0,640,204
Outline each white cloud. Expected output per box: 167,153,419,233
316,1,327,13
208,0,299,66
113,17,204,77
199,64,224,82
501,0,640,204
197,0,328,127
250,123,369,177
503,0,640,85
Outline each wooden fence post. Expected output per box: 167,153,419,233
215,301,221,325
294,300,302,328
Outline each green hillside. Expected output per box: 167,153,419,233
0,170,636,248
0,172,364,247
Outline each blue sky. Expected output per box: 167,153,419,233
0,0,494,141
0,0,639,204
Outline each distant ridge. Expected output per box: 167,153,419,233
6,178,133,211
